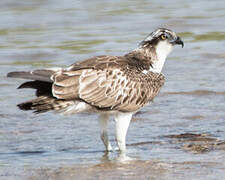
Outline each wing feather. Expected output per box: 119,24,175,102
48,56,165,112
8,55,165,113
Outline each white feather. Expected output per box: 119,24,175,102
142,69,148,74
150,41,173,73
62,101,92,115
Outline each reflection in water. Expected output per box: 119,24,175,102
100,150,136,164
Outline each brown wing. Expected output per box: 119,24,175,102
52,56,165,112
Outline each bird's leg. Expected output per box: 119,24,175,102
99,114,112,152
114,112,133,152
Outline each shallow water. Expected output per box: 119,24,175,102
0,0,225,179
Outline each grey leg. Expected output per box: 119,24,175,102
99,114,112,152
114,112,133,152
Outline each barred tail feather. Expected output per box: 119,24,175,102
7,69,60,82
17,96,73,113
17,96,91,115
8,69,92,114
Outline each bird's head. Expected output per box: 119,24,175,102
138,28,184,73
139,28,184,49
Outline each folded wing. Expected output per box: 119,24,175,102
52,65,164,112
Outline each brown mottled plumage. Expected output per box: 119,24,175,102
8,54,164,113
7,28,183,152
56,55,165,111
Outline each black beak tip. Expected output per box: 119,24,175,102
176,36,184,48
181,39,184,48
181,41,184,48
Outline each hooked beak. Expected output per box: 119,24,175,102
171,36,184,48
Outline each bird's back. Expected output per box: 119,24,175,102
7,54,165,114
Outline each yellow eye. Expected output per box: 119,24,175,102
161,34,166,40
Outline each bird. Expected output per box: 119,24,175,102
7,28,184,153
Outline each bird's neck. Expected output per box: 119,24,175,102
126,42,173,74
152,41,173,73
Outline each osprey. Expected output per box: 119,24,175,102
7,28,183,152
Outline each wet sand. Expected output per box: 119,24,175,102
29,159,223,180
1,133,225,180
31,132,225,180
